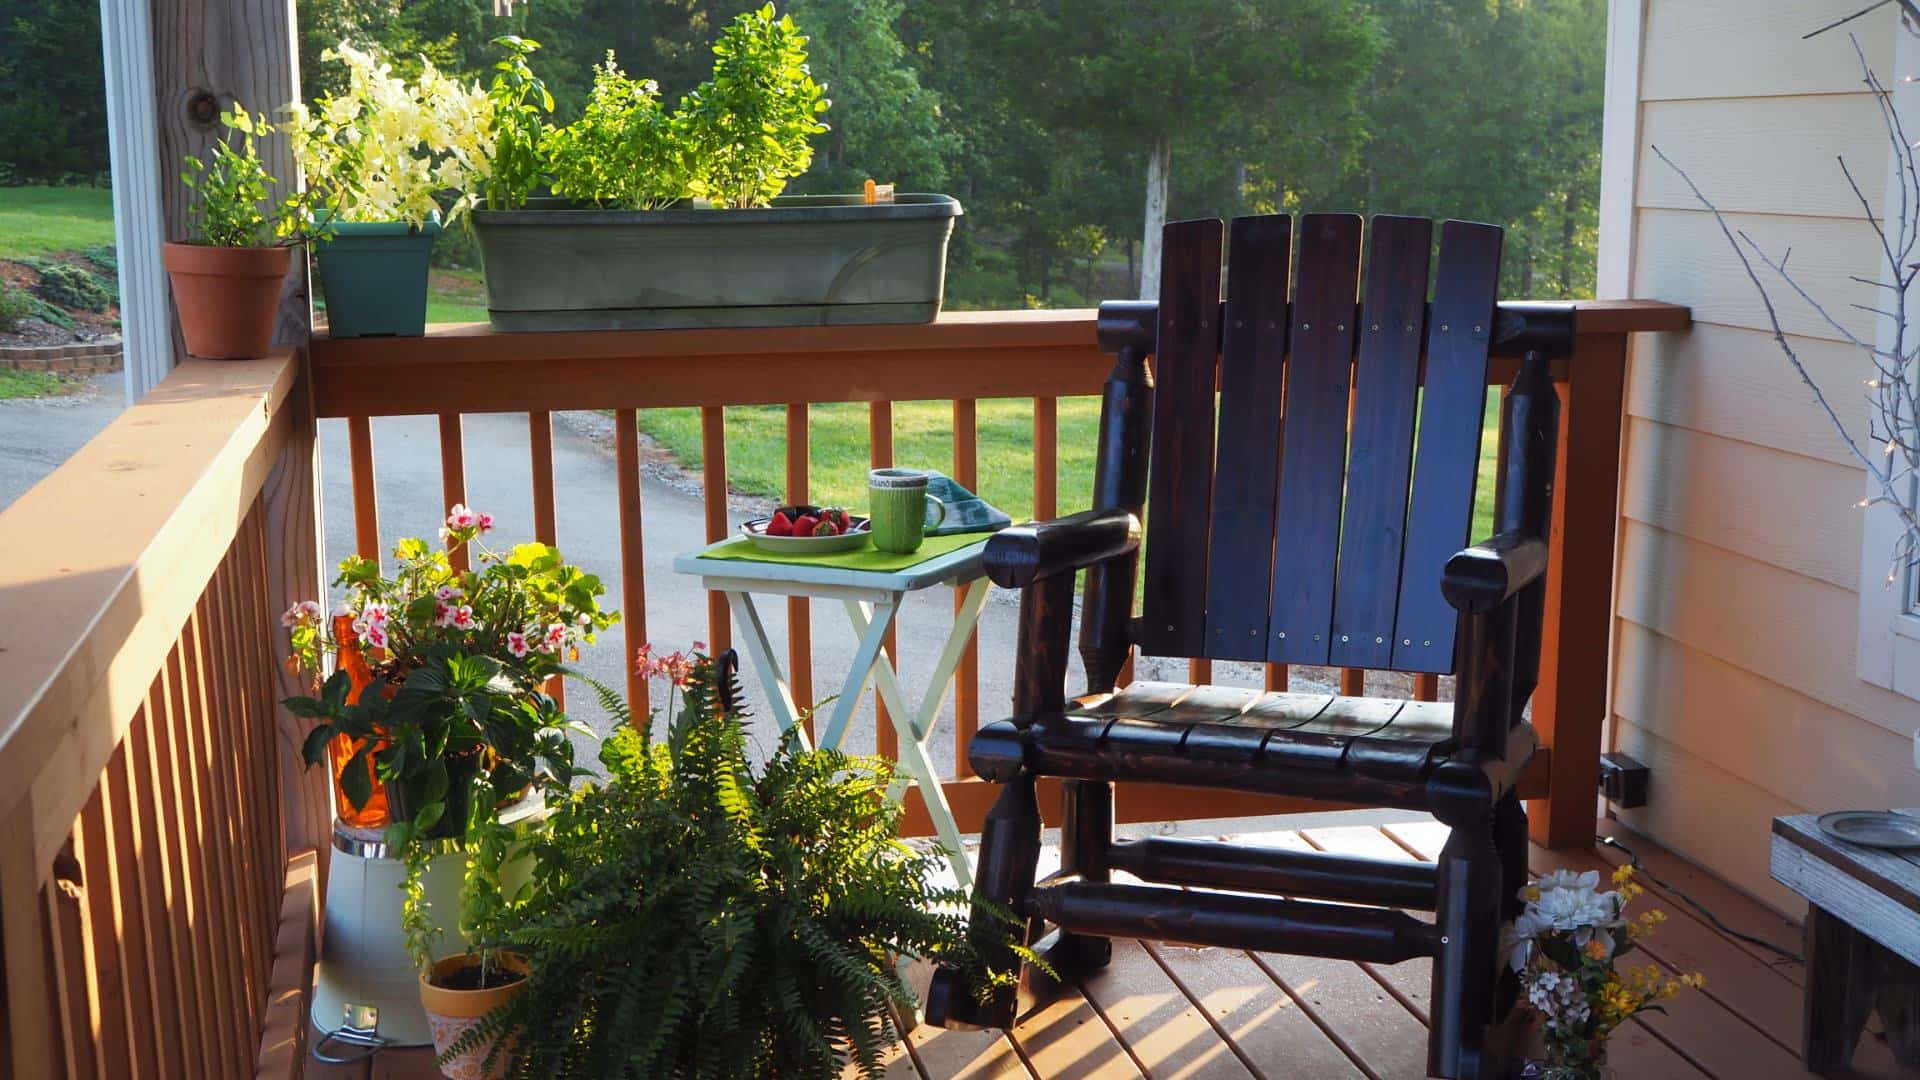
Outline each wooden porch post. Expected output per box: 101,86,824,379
149,0,311,361
1528,330,1629,849
146,0,329,876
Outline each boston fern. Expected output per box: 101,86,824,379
450,651,1011,1078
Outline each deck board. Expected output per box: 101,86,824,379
297,817,1872,1079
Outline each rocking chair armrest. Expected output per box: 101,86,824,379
1441,532,1548,614
984,508,1141,589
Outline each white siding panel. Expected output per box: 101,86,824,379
1622,416,1864,589
1612,718,1807,914
1613,621,1920,820
1632,207,1883,343
1641,0,1896,102
1616,520,1920,739
1627,323,1873,466
1637,95,1889,218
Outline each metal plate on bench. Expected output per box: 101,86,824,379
1816,810,1920,850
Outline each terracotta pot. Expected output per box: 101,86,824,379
161,242,291,359
420,952,528,1079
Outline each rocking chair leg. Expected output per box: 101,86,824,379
926,772,1042,1030
1429,808,1504,1080
1490,793,1530,1046
1055,779,1115,971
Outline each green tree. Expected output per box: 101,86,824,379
784,0,956,192
0,0,110,181
991,0,1380,297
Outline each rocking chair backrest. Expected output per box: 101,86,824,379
1138,213,1504,675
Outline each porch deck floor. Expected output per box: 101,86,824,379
311,816,1911,1079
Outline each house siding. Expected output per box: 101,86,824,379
1608,0,1919,912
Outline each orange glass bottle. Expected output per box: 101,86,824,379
329,613,392,829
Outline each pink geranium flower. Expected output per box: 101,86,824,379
361,602,390,627
451,605,477,630
447,503,479,530
362,624,389,650
542,623,568,653
476,512,495,532
507,631,531,658
436,585,463,602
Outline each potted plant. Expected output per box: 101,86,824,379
443,648,1017,1077
1503,865,1705,1078
166,104,315,359
292,43,493,338
283,505,618,1073
468,6,963,332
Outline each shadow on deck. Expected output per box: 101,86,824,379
315,813,1903,1080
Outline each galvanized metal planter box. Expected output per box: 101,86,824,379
470,194,962,331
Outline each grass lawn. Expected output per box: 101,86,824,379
0,370,75,400
639,393,1501,538
0,187,116,259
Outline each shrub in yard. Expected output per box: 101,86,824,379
0,278,32,333
83,245,117,274
35,262,113,313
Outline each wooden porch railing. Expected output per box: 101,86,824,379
308,300,1688,852
0,353,330,1079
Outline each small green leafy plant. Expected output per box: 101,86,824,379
0,278,32,332
543,53,688,209
448,650,1010,1078
677,4,829,208
480,37,554,211
181,105,317,247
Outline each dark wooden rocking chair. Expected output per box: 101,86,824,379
925,213,1571,1080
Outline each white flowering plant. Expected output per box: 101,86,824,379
1504,866,1704,1079
290,42,493,228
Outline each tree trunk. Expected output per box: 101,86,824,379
1138,134,1171,300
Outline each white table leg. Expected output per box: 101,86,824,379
842,592,984,890
724,591,806,746
819,596,900,752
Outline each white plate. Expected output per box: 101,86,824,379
740,515,872,555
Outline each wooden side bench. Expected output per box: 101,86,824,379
1771,812,1920,1072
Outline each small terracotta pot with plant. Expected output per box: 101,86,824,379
165,104,319,359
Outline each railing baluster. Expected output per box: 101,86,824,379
161,636,230,1077
1341,668,1366,696
181,597,244,1079
245,512,286,977
701,406,731,654
75,788,134,1077
128,682,191,1080
528,411,566,706
1265,663,1288,691
47,834,99,1080
615,411,650,721
346,415,380,565
1188,658,1213,685
952,399,979,778
204,558,264,1061
100,740,160,1080
1413,673,1439,701
868,402,897,760
785,404,813,738
1034,396,1058,520
145,659,206,1076
438,413,469,572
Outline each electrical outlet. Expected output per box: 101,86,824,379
1599,752,1649,809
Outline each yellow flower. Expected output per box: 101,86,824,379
1611,864,1635,888
1584,938,1611,961
1524,886,1542,903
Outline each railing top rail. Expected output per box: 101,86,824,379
0,352,298,869
308,301,1688,419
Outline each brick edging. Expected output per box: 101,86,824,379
0,340,123,376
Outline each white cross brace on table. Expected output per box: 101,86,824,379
673,539,995,890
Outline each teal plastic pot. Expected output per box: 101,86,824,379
470,194,961,331
313,219,441,338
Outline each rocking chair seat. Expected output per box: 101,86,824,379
1063,681,1459,779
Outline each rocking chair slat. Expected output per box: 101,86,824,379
1267,214,1364,666
1139,219,1224,658
1330,215,1433,669
1205,213,1292,661
1392,221,1504,673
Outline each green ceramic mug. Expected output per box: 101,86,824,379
869,468,948,553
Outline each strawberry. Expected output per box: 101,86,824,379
765,513,793,537
814,519,840,537
792,514,819,537
824,507,849,530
